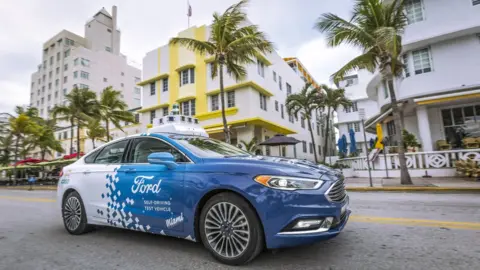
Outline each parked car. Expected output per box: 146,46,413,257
57,115,349,265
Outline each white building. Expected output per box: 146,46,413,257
136,24,333,162
28,6,141,157
335,71,378,155
364,0,480,151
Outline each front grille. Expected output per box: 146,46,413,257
326,178,347,203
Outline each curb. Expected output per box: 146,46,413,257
346,187,480,192
0,186,57,191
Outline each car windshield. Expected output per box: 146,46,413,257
169,135,251,158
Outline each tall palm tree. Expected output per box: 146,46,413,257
86,120,107,149
98,87,134,142
33,119,64,160
315,0,412,184
319,85,351,162
240,137,259,154
0,134,15,166
286,83,323,163
169,0,273,144
9,114,40,181
51,87,99,159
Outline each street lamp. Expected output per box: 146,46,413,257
359,109,373,187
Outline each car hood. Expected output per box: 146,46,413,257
202,155,342,181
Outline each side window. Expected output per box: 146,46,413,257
84,148,101,164
94,140,129,164
130,137,189,163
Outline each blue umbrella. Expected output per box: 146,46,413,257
341,134,348,155
349,128,357,154
337,138,343,154
369,138,375,149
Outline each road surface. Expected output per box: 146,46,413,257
0,190,479,270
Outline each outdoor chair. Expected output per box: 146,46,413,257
436,140,452,150
462,137,479,149
454,160,466,176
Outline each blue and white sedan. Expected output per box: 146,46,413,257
57,115,349,265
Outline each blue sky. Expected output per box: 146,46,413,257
0,0,360,113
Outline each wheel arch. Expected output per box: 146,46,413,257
193,188,266,245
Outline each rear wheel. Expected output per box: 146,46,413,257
62,191,92,235
199,192,264,265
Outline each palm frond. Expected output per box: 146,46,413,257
331,51,377,84
169,38,215,55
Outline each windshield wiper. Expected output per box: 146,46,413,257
224,154,252,158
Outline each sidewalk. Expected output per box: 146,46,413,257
345,177,480,192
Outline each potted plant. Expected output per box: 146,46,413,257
403,129,421,152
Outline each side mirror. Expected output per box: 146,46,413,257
147,152,178,169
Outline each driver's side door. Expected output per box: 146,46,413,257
116,136,188,233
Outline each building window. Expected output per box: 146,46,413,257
259,93,267,111
403,53,410,77
80,71,89,79
49,71,52,78
57,52,61,61
49,56,53,65
64,63,68,71
121,72,124,76
309,143,313,154
405,0,424,24
79,84,89,89
474,0,480,5
55,79,59,86
55,91,58,98
318,145,322,157
56,67,60,75
273,71,277,82
41,98,44,104
412,48,432,75
65,38,74,46
281,104,284,119
257,59,265,77
105,46,112,52
181,100,196,116
442,105,480,143
48,94,51,101
134,114,140,123
64,49,70,57
317,124,320,136
63,76,68,83
383,80,392,99
302,141,307,153
279,76,283,90
163,107,168,116
347,122,360,132
81,58,90,67
301,117,305,129
227,91,235,108
180,68,195,86
134,87,141,94
42,86,45,92
48,83,52,90
211,95,220,111
73,71,78,78
150,82,156,95
162,78,168,92
43,74,46,81
286,83,291,95
103,78,108,82
275,101,279,111
74,58,79,66
288,113,294,123
120,83,124,87
150,110,156,124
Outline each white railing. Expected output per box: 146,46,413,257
337,149,480,171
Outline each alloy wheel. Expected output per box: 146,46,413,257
64,197,82,231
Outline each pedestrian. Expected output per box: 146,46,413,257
28,175,36,191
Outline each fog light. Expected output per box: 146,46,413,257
293,219,323,229
320,217,334,230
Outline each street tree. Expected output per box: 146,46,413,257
169,0,273,143
286,83,323,163
240,137,259,154
315,0,412,184
98,86,134,142
9,114,40,180
86,120,107,149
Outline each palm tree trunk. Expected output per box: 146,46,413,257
76,124,81,160
13,136,19,183
388,80,412,185
106,119,110,142
70,118,74,155
323,107,331,163
92,139,96,149
307,116,318,163
219,62,230,144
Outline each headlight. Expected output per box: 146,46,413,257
254,175,324,191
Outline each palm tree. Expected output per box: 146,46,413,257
9,114,40,181
319,85,351,162
33,119,64,160
0,134,15,166
86,120,107,149
286,83,323,163
315,0,412,184
240,137,259,154
98,86,134,142
169,0,273,144
51,87,99,159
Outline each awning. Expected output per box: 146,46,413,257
414,89,480,105
365,108,393,129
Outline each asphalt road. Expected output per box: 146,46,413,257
0,190,479,270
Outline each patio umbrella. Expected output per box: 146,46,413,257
349,128,357,154
369,138,375,149
259,134,301,157
375,123,384,150
340,134,348,156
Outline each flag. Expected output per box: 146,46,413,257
187,2,192,17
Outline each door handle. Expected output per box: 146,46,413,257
83,170,91,175
125,168,136,174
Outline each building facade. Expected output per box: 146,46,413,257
136,25,331,162
365,0,480,151
28,6,141,157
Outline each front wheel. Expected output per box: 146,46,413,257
62,191,92,235
199,192,264,265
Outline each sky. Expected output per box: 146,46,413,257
0,0,360,114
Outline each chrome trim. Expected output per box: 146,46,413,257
325,179,347,203
277,227,330,235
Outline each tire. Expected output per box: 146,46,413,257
199,192,264,265
62,191,92,235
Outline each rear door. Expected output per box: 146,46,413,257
116,136,188,233
81,139,130,225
